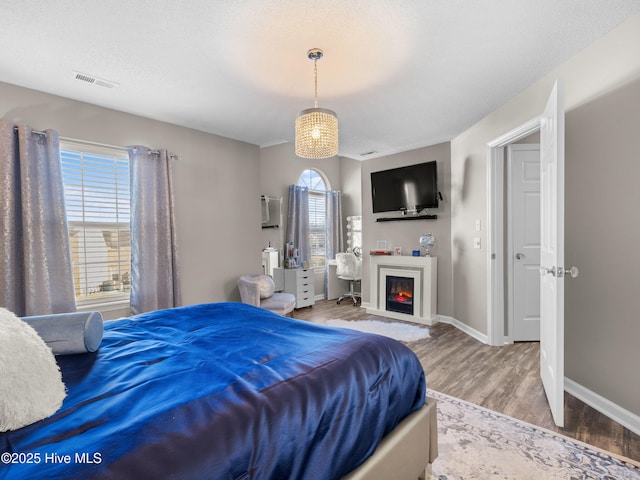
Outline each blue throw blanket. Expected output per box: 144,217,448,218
0,302,425,480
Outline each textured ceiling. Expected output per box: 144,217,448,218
1,1,639,159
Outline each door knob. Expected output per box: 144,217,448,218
515,253,525,260
564,266,579,278
540,266,579,278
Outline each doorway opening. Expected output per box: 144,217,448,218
486,117,541,346
487,80,566,427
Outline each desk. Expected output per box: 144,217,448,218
327,260,350,301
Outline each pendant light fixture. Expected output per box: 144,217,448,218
295,48,339,159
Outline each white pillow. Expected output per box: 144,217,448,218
256,275,275,299
0,308,67,432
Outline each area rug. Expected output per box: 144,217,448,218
429,390,640,479
322,319,430,342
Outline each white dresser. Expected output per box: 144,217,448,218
273,268,315,309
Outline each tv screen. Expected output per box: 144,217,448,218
371,161,438,213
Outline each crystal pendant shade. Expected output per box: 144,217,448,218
294,48,338,159
295,107,339,159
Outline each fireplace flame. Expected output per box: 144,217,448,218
393,291,413,303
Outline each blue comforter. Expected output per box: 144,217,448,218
0,302,425,479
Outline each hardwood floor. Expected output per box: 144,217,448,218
292,300,640,462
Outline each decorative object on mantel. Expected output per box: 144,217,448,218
295,48,338,159
430,390,640,479
371,239,393,255
419,233,435,256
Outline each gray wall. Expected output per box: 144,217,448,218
565,77,640,415
0,81,262,315
450,13,640,414
360,142,453,316
340,156,363,220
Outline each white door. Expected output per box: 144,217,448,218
508,144,541,341
539,80,565,427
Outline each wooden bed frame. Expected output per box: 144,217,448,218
344,397,438,480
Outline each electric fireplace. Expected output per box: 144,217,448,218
386,275,414,315
367,255,438,326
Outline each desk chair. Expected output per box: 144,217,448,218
335,252,362,306
238,274,296,316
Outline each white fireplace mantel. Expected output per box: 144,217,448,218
366,255,437,326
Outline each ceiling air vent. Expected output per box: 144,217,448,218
359,150,378,157
73,71,119,89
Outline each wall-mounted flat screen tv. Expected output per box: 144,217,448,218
371,161,439,213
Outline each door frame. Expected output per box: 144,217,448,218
486,117,541,346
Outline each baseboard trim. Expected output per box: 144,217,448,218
564,378,640,437
437,315,489,344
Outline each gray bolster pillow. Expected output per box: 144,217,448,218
21,311,104,355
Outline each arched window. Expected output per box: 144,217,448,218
298,169,329,269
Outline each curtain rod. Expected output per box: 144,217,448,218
148,150,180,160
13,126,47,136
12,127,180,160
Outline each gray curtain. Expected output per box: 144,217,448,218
128,146,181,314
325,190,343,294
285,185,310,267
326,190,343,260
0,121,76,316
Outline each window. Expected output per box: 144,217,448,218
60,141,131,306
297,169,328,269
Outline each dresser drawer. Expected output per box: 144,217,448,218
295,292,314,308
282,268,315,309
295,270,312,283
296,285,313,297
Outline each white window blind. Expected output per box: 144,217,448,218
298,169,328,269
308,190,327,268
60,141,131,305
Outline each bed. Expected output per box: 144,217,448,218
0,302,437,479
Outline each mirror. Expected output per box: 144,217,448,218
346,215,362,256
261,195,282,229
